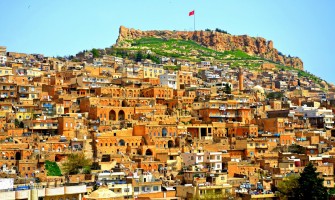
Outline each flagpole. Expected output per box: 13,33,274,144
194,10,195,32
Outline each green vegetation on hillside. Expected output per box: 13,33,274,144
205,28,230,34
112,36,327,89
276,65,325,85
164,65,181,71
126,37,257,62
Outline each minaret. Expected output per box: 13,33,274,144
238,67,244,92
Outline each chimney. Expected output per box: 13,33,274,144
239,67,244,92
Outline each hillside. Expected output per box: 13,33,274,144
115,26,303,70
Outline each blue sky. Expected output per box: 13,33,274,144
1,0,335,83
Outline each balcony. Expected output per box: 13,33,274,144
15,190,30,199
36,188,46,197
45,186,64,196
209,114,227,118
64,185,86,194
42,104,53,108
208,157,221,163
0,191,15,200
29,125,58,130
255,145,268,149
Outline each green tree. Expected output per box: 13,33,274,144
294,162,328,200
288,144,306,154
266,92,284,100
62,152,92,175
91,48,100,58
45,160,62,176
135,51,143,62
19,121,24,128
277,174,299,200
224,83,231,94
14,119,20,128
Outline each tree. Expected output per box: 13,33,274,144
266,92,284,100
277,174,299,200
62,152,92,175
14,119,20,128
294,162,328,200
91,48,100,58
19,121,24,128
288,144,306,154
45,160,62,176
224,83,231,94
135,51,143,62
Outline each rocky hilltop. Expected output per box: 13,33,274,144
116,26,303,70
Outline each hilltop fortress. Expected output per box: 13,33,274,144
116,26,303,70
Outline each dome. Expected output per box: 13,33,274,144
320,81,327,86
252,85,264,94
86,186,119,199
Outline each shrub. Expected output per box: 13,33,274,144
45,160,62,176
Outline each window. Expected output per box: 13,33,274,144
327,180,331,185
124,188,130,192
221,176,225,180
217,155,220,160
190,156,194,160
153,186,159,191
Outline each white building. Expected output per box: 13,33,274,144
0,55,6,65
294,105,334,128
204,152,222,172
159,71,178,89
200,61,211,68
132,171,162,196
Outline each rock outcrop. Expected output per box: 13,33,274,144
116,26,303,70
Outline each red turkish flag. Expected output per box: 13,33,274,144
189,10,194,16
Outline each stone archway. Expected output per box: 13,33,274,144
118,110,125,120
145,149,153,156
15,152,21,160
109,110,116,120
158,164,163,173
119,139,125,146
162,128,168,137
137,149,142,155
168,140,174,148
122,100,128,107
